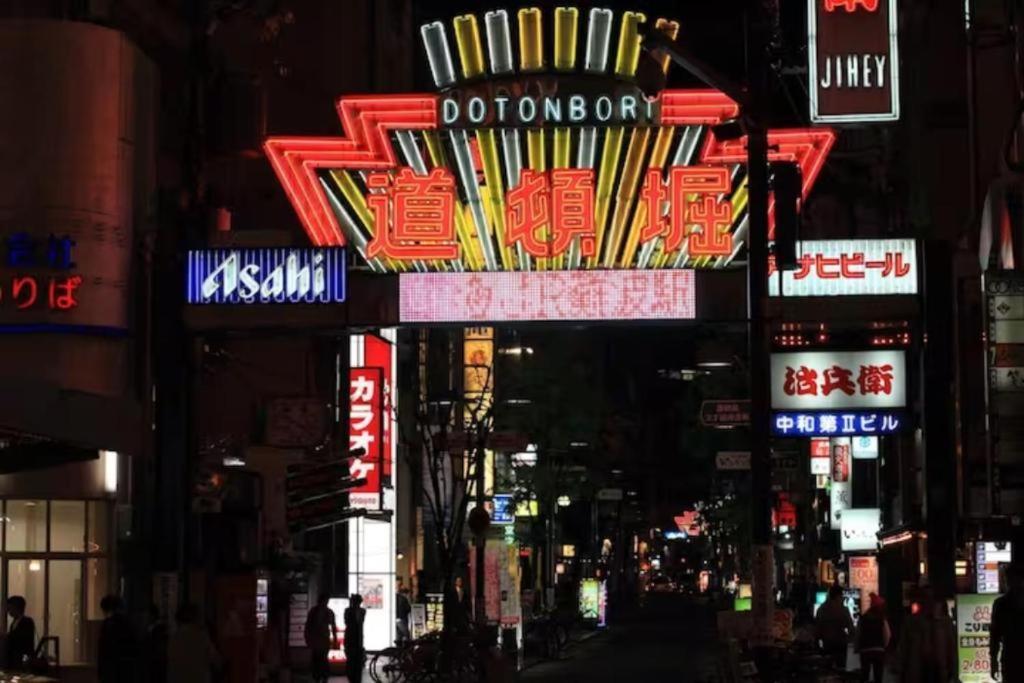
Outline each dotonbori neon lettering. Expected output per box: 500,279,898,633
440,93,657,127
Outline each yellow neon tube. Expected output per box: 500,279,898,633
614,12,645,77
329,170,407,273
590,127,624,266
518,8,543,71
453,14,486,79
477,129,515,269
423,132,483,271
591,13,644,266
552,8,577,269
554,7,578,70
619,126,674,267
602,128,650,267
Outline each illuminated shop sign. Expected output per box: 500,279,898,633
266,7,834,280
348,367,383,509
399,270,695,323
770,350,906,410
772,410,903,437
840,508,881,552
768,239,917,296
439,87,658,128
185,248,346,305
808,0,900,123
492,494,514,525
0,232,82,313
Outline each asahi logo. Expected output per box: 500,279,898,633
202,250,325,301
187,247,346,305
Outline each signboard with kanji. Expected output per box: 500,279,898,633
808,0,900,123
770,350,906,410
700,400,751,427
348,367,384,509
264,6,835,304
956,593,998,682
769,239,917,296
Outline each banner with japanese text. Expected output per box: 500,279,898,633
956,593,998,683
770,350,906,410
348,367,383,509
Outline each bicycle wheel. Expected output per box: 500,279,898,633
369,648,405,683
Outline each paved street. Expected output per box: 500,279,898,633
522,594,720,683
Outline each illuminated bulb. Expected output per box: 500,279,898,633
29,561,41,572
557,495,571,507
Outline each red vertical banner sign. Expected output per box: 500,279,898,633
349,367,383,509
364,334,394,483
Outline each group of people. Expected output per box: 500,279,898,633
303,592,366,683
3,595,219,683
814,563,1024,682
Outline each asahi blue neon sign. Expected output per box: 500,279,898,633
186,248,346,304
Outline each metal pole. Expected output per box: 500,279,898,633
747,1,774,642
475,447,486,624
747,120,775,644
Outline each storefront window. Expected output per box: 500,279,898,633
1,499,111,667
51,501,85,552
49,560,83,663
85,558,108,622
86,501,108,553
8,558,45,627
6,500,48,552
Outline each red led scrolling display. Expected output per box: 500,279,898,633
265,92,834,253
398,270,696,323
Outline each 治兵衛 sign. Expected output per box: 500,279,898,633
264,6,835,292
770,350,907,410
808,0,900,123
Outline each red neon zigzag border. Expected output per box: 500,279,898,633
264,91,834,248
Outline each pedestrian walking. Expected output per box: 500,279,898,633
167,603,220,683
304,593,337,683
897,588,956,683
344,594,367,683
991,563,1024,682
97,595,139,682
815,585,854,670
5,595,35,671
855,593,891,683
395,580,412,644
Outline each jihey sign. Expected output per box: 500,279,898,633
768,239,917,297
808,0,900,123
348,367,383,509
770,350,906,410
186,248,346,305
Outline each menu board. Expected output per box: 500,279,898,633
425,593,445,634
976,542,1012,594
956,594,998,683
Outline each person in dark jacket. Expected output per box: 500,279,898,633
344,594,366,683
815,585,854,670
5,595,35,670
855,593,891,682
992,563,1024,681
97,594,139,683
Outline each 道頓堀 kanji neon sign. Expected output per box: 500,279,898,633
265,7,835,274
